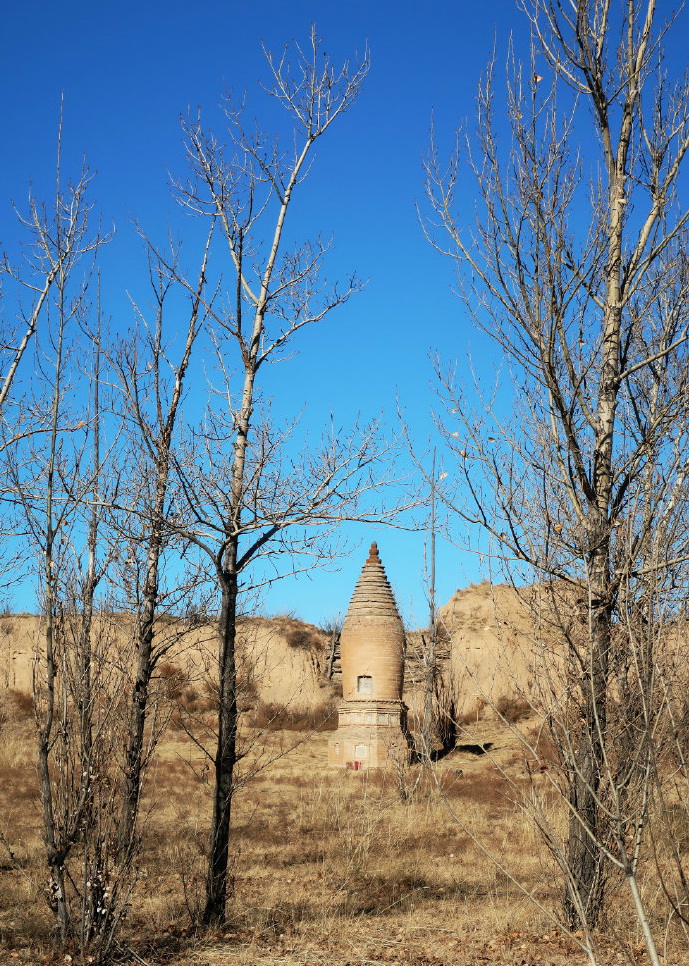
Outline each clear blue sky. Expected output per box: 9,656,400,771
5,1,681,626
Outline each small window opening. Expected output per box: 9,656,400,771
357,675,373,695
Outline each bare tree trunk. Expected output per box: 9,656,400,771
563,133,626,924
203,564,239,925
565,547,612,923
117,232,211,855
420,449,439,762
36,260,71,941
38,580,70,940
118,508,163,856
566,647,607,926
202,292,253,924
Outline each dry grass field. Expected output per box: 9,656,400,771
3,683,688,966
2,591,688,965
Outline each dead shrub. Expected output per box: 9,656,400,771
0,693,35,769
157,662,188,700
175,679,219,715
251,699,338,731
0,689,34,722
269,614,324,652
0,763,39,803
456,699,487,725
285,627,316,649
495,695,532,723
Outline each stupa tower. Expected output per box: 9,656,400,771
328,542,411,768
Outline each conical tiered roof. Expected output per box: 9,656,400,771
344,542,401,621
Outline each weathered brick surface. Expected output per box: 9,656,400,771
329,543,411,768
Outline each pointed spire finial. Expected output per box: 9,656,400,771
345,542,400,621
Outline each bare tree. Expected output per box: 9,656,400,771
419,450,439,763
423,0,689,940
0,118,102,595
109,225,215,856
0,134,156,962
4,242,136,962
164,28,394,925
416,449,456,762
0,110,99,415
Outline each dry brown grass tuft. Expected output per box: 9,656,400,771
250,697,338,731
495,694,532,723
0,688,33,720
269,614,326,652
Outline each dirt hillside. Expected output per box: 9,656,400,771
0,613,41,692
0,612,333,715
437,582,541,715
0,584,547,719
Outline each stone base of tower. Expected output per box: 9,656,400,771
328,699,412,769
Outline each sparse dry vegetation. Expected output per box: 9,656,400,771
2,679,689,965
250,697,338,732
495,696,532,725
3,587,689,964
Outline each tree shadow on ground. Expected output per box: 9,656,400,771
454,742,494,756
